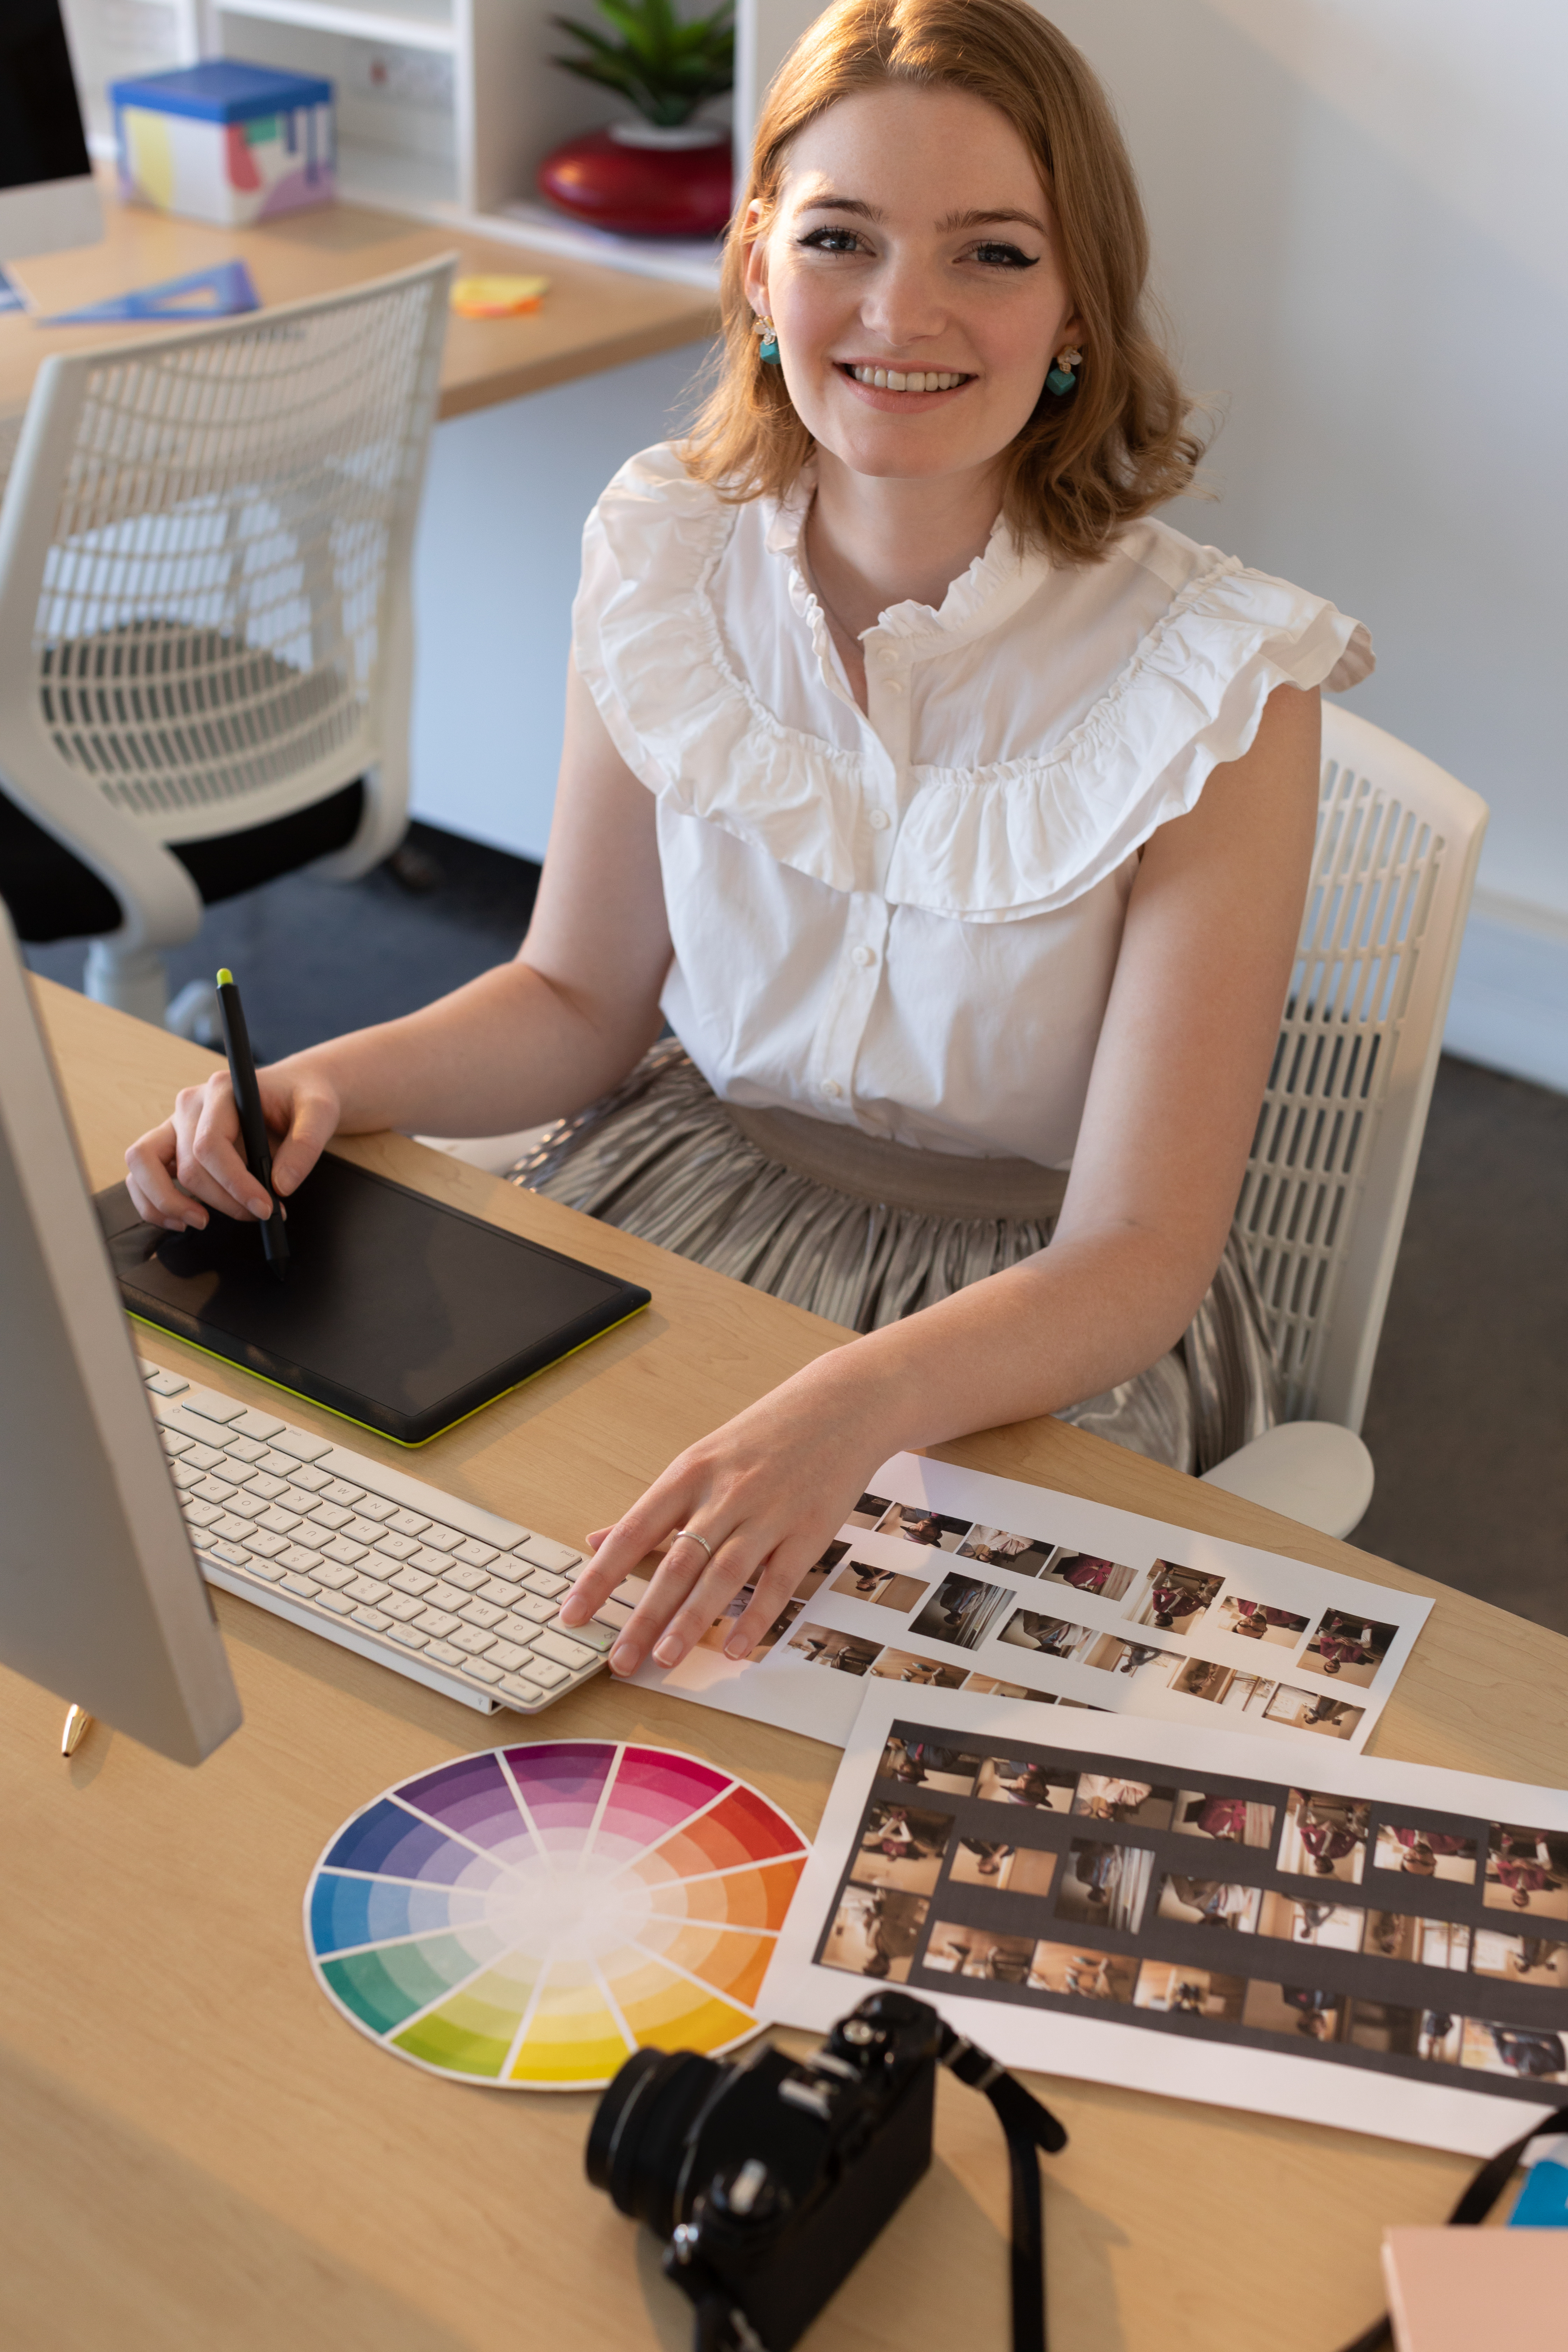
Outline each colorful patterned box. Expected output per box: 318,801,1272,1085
110,60,335,227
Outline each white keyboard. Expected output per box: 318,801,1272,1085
139,1360,626,1716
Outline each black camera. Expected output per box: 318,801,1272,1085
586,1990,1066,2352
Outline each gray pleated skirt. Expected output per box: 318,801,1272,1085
511,1041,1280,1477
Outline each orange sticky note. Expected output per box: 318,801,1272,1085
451,274,548,318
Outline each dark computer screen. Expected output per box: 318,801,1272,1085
0,0,92,193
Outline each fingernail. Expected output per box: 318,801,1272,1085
610,1642,639,1675
251,1196,272,1219
653,1635,684,1667
724,1636,752,1661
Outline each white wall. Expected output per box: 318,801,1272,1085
408,340,711,860
1039,0,1568,1088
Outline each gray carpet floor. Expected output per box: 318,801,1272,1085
28,825,1567,1635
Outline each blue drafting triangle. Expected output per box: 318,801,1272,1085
39,260,262,327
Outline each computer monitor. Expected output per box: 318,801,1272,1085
0,908,241,1764
0,0,103,263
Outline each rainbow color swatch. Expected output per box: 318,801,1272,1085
304,1741,809,2090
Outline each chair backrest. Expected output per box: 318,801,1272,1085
1237,704,1488,1432
0,258,452,891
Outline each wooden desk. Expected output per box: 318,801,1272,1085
7,980,1566,2352
0,183,718,427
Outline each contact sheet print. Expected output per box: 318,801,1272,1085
761,1688,1568,2156
628,1452,1430,1751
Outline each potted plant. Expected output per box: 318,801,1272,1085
539,0,734,238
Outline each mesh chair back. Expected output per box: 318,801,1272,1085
0,259,450,856
1239,705,1487,1431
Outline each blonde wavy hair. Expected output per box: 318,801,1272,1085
679,0,1204,562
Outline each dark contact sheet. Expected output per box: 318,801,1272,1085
811,1717,1568,2106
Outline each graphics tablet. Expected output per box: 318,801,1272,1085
95,1154,650,1446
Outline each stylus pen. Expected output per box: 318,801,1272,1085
215,966,289,1282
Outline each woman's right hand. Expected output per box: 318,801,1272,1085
123,1057,342,1232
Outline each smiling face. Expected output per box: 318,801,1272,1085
744,83,1080,492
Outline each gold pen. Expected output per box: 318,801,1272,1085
61,1704,93,1758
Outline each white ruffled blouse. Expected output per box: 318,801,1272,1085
572,442,1373,1169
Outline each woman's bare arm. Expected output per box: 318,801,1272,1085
124,662,671,1228
561,684,1320,1669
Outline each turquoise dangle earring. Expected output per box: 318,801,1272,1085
752,313,781,365
1045,343,1083,396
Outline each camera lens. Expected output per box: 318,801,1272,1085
586,2048,723,2237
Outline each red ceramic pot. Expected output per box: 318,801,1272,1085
538,121,732,237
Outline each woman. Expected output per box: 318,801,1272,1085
124,0,1369,1679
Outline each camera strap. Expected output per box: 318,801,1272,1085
938,2026,1068,2352
1334,2105,1568,2352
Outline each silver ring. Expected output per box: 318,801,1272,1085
670,1527,714,1562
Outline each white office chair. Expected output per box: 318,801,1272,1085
0,254,454,1030
1203,703,1489,1537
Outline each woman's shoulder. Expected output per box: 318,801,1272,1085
587,440,740,583
1103,516,1375,693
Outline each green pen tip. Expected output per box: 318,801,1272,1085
216,967,233,987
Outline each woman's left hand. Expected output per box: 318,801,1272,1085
555,1348,895,1675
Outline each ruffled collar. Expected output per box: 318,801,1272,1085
768,463,1052,658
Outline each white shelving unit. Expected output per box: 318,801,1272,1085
59,0,770,286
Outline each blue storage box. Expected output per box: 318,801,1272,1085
110,60,335,227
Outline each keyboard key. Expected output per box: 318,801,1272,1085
353,1496,398,1524
499,1675,547,1708
183,1500,223,1529
345,1575,392,1605
479,1575,525,1608
510,1594,555,1626
387,1625,429,1651
278,1545,324,1574
212,1513,256,1543
243,1473,292,1503
143,1368,189,1397
241,1553,286,1582
256,1507,303,1537
190,1475,238,1506
231,1409,287,1442
429,1580,474,1613
244,1531,288,1560
520,1566,569,1599
373,1533,419,1563
222,1436,269,1465
609,1580,649,1609
223,1493,269,1521
284,1483,328,1517
180,1442,227,1474
452,1626,497,1657
352,1605,391,1633
281,1573,320,1599
321,1536,367,1567
519,1536,582,1574
315,1590,355,1615
461,1659,503,1685
172,1461,205,1491
342,1516,387,1547
311,1562,356,1591
259,1447,308,1478
205,1540,251,1569
454,1540,499,1569
417,1525,462,1552
186,1395,246,1425
502,1610,549,1644
410,1545,455,1575
415,1608,461,1639
523,1656,569,1690
424,1639,464,1667
441,1563,489,1593
459,1598,505,1631
533,1628,599,1671
554,1615,614,1653
282,1462,330,1492
308,1503,354,1532
271,1429,332,1464
486,1638,533,1673
594,1601,634,1630
384,1509,430,1538
382,1594,425,1623
321,1479,366,1508
161,1430,193,1457
390,1567,436,1597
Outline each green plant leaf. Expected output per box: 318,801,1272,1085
549,0,734,118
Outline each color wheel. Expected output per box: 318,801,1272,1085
304,1741,809,2090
